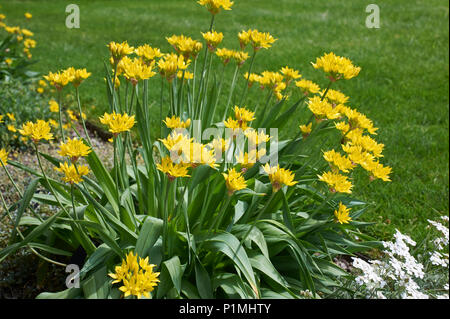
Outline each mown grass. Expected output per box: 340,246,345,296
1,0,449,241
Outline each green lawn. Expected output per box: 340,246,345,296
1,0,449,241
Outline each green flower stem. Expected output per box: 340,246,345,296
33,143,95,254
57,90,65,142
239,50,257,105
75,87,93,147
1,160,43,222
112,62,119,112
210,62,226,124
222,65,240,121
0,189,67,267
113,136,120,200
321,80,333,101
159,77,164,138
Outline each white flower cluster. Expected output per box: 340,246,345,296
351,216,450,299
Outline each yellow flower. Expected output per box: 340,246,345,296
188,142,218,168
49,100,59,113
243,72,261,87
177,70,194,80
335,121,350,135
299,122,312,137
257,71,284,91
108,41,134,63
295,79,321,96
215,48,236,65
55,162,90,184
156,156,190,180
197,0,234,15
19,120,54,142
163,116,191,129
0,115,3,123
99,112,136,135
334,202,352,224
64,67,91,87
135,44,163,64
58,138,92,162
323,89,349,105
109,251,160,299
244,128,270,146
307,96,341,121
202,30,224,51
318,171,353,193
48,119,59,128
38,80,47,88
157,53,190,82
312,52,361,81
23,38,36,49
208,137,231,154
234,106,255,123
21,28,34,37
166,35,203,59
235,149,265,171
0,149,9,166
233,51,249,67
263,164,297,192
5,58,13,66
280,66,301,82
44,71,70,90
159,132,192,155
67,110,78,122
24,12,32,19
36,87,44,94
239,29,277,51
121,57,156,84
323,149,354,173
222,168,247,195
6,113,15,121
7,125,17,133
361,159,392,182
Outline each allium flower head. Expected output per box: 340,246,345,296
263,164,297,192
49,100,59,113
19,120,54,143
44,71,70,90
280,66,301,82
295,79,321,96
163,116,191,130
202,30,224,51
216,48,236,65
58,138,92,162
166,35,203,59
156,156,191,180
318,171,353,193
307,96,341,121
239,29,277,51
299,122,312,137
312,52,361,81
109,251,160,299
334,202,352,224
55,162,90,184
135,44,163,64
108,41,134,63
223,168,247,195
158,53,190,82
121,57,156,85
197,0,234,15
99,112,136,135
323,149,354,173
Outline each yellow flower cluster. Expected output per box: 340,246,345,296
202,30,224,51
163,116,191,129
44,67,91,90
334,202,352,224
263,164,298,192
108,41,135,63
312,52,361,81
109,251,160,299
216,48,249,67
99,112,136,136
238,29,277,51
197,0,234,15
157,53,190,82
49,100,59,113
0,13,36,59
135,44,163,65
19,120,54,143
159,131,218,169
223,168,247,195
58,137,91,162
54,162,90,185
295,79,321,96
224,106,255,131
167,34,203,59
121,57,156,85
